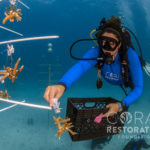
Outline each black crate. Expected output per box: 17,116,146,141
66,97,128,141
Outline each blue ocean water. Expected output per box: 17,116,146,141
0,0,150,150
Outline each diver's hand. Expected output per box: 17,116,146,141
102,103,120,118
44,85,65,107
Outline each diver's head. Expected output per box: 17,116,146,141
96,16,124,64
100,30,121,64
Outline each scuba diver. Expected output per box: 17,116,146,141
123,133,150,150
44,16,149,117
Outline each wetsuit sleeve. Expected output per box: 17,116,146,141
122,48,143,106
58,48,98,89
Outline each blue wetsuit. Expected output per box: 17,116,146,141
132,146,137,150
59,47,143,106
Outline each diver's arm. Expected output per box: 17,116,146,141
44,47,99,106
122,48,143,106
58,47,98,89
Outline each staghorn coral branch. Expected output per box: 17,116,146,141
0,71,9,75
3,8,22,24
15,65,24,77
3,14,9,24
64,124,74,129
56,132,62,140
11,76,16,83
1,58,23,82
3,66,6,71
53,116,76,139
0,73,9,81
53,116,61,124
59,118,70,123
13,58,21,75
67,128,77,135
0,90,10,99
16,16,21,22
63,122,73,126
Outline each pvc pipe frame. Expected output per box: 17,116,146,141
0,97,52,110
0,26,23,36
0,36,59,45
0,100,25,112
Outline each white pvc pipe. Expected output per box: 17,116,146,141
0,36,59,45
0,97,52,110
0,100,25,112
18,0,30,9
0,26,23,36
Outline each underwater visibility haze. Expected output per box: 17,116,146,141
0,0,150,150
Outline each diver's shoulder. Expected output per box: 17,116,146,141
83,46,99,58
87,46,99,54
90,46,99,51
127,47,138,58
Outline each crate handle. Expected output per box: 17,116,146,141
84,102,96,108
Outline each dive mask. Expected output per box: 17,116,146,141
99,36,120,51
